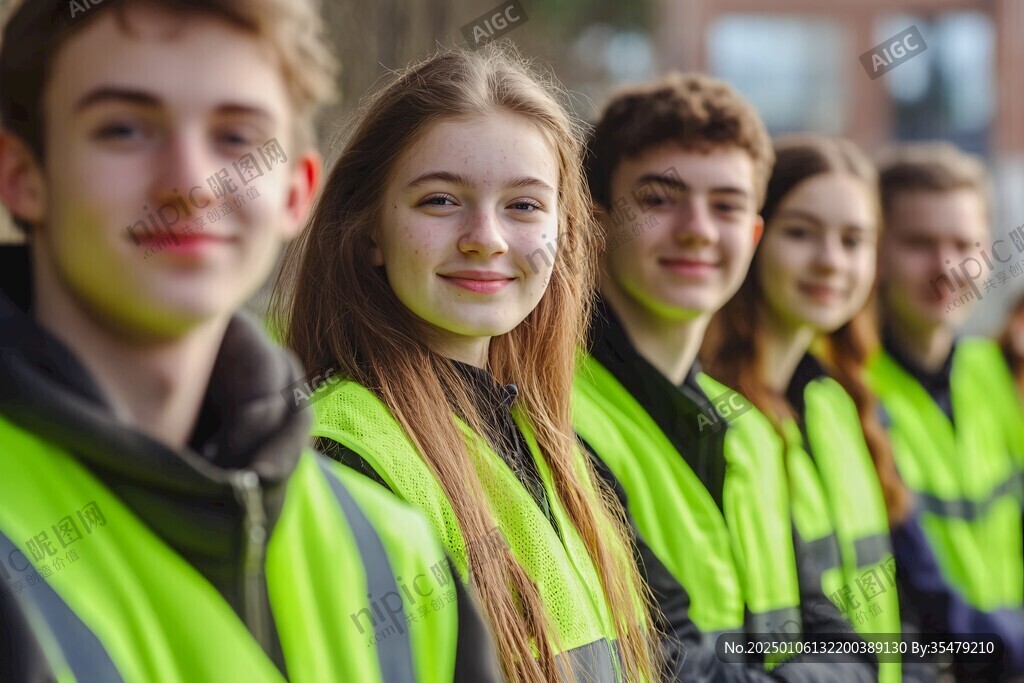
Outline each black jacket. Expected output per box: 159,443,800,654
0,244,499,682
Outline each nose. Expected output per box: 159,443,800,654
672,196,717,246
152,130,218,222
812,233,843,273
459,206,508,257
935,242,961,274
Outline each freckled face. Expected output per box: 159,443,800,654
374,112,560,354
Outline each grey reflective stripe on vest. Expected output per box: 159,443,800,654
746,606,803,642
853,533,891,569
555,638,620,683
317,461,417,682
697,608,804,650
916,470,1024,522
803,531,890,573
803,533,843,576
0,529,124,682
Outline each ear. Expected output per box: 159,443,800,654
0,129,46,227
751,215,764,247
279,149,322,241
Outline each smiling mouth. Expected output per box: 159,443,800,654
799,283,843,300
438,272,515,294
137,232,236,258
659,258,718,276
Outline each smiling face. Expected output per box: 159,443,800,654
600,144,763,322
878,189,989,334
373,111,559,364
4,4,317,337
757,173,878,335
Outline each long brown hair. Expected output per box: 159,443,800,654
702,133,912,525
272,45,657,683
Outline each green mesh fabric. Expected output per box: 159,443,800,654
312,380,616,654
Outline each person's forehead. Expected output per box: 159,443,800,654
44,6,290,123
616,144,754,188
396,114,559,185
889,189,987,236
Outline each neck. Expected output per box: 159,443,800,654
757,307,816,394
34,279,228,451
601,277,707,385
884,312,954,373
433,333,490,370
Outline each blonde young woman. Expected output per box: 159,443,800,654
273,46,658,683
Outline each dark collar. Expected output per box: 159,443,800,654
784,352,830,419
450,359,520,412
0,243,312,531
587,295,729,509
882,326,955,395
589,295,709,399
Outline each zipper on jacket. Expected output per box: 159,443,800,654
232,470,271,651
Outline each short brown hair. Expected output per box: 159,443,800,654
587,72,774,210
0,0,339,162
877,141,991,220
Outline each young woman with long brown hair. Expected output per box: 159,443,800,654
272,45,658,683
703,133,1024,681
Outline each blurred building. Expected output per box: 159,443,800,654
697,0,1024,335
2,0,1022,331
558,0,1022,333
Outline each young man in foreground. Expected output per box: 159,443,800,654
0,1,498,680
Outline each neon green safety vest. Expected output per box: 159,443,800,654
784,376,903,683
312,379,628,681
866,339,1024,611
0,413,459,683
571,355,803,660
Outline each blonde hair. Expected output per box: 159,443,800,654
273,44,658,683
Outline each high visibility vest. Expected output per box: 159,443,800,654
784,376,903,683
0,413,459,682
571,355,803,660
867,339,1024,611
312,379,628,682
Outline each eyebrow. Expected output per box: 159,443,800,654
634,173,750,198
73,87,276,123
776,208,871,232
406,170,555,194
74,87,160,113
